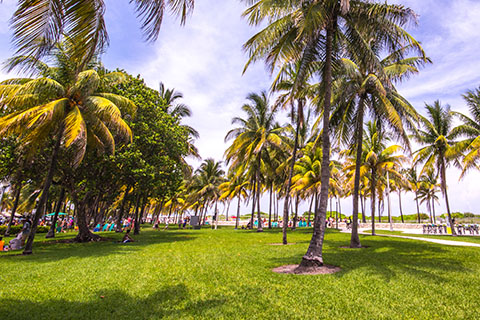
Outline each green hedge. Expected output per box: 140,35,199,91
0,225,49,236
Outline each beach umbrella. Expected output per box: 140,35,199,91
46,212,67,216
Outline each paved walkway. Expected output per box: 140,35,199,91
342,228,480,247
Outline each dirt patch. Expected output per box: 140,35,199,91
272,264,341,275
268,243,297,246
339,245,370,249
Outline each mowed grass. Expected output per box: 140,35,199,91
1,227,480,319
374,230,480,244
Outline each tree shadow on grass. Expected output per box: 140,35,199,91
0,229,196,263
2,284,226,320
268,236,473,283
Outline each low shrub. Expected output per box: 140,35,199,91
0,224,49,235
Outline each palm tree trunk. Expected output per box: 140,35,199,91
214,200,219,230
307,194,314,227
250,177,256,229
268,185,273,229
351,97,365,250
415,190,421,223
361,194,366,223
74,196,100,242
398,191,404,223
116,186,131,232
431,197,436,224
235,196,241,229
256,164,263,232
371,168,377,235
335,198,339,229
299,19,336,268
23,127,63,255
427,199,433,224
46,187,65,238
225,200,230,221
378,198,382,223
292,194,299,231
282,100,303,244
4,182,23,237
440,157,456,235
133,195,142,235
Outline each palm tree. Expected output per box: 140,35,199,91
292,142,323,228
9,0,195,70
452,87,480,176
219,173,249,229
347,121,406,235
405,167,423,223
417,170,440,224
272,63,317,241
242,0,421,267
0,42,134,254
158,82,200,164
192,159,225,229
412,101,463,235
332,44,428,247
225,91,283,232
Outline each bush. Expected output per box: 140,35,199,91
0,224,49,235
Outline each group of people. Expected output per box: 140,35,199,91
0,217,32,251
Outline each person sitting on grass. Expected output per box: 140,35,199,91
122,229,134,243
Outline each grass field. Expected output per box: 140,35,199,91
1,226,480,319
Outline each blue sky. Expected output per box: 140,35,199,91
1,0,480,218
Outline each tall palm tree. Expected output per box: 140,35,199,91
0,42,134,254
272,63,317,241
225,91,283,232
332,44,428,247
412,101,463,235
242,0,421,267
9,0,194,71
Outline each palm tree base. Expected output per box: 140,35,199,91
298,256,323,268
74,232,101,243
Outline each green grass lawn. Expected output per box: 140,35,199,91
1,227,480,319
374,230,480,244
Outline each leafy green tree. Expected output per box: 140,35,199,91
111,74,191,234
